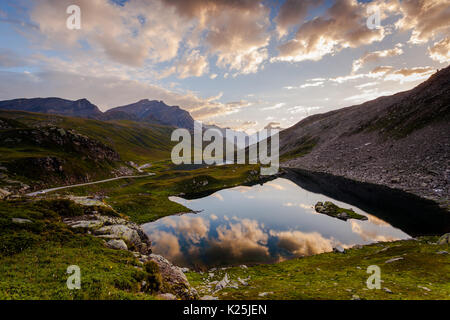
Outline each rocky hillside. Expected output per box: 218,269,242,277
0,117,126,193
280,66,450,206
105,99,195,131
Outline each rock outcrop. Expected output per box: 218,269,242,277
64,214,152,255
63,213,198,299
146,253,198,300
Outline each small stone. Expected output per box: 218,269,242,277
258,292,273,297
333,245,346,253
12,218,32,224
237,277,249,286
437,233,450,245
385,257,404,263
383,288,393,294
418,285,431,292
436,251,448,255
351,294,361,300
158,293,177,300
200,295,219,300
215,273,230,292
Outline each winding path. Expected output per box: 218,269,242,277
27,173,155,196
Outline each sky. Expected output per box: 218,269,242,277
0,0,448,133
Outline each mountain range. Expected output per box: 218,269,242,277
0,98,195,131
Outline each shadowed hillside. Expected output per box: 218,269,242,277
280,66,450,206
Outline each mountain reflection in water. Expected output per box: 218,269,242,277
142,178,410,269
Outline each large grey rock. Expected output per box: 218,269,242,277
96,225,141,246
148,254,198,300
106,239,128,250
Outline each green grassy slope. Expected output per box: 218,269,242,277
0,110,174,162
187,237,450,300
0,199,161,300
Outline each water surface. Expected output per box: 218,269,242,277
142,177,409,269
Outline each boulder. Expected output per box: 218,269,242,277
148,254,198,300
106,239,128,251
96,225,141,246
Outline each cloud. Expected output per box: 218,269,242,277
352,43,404,72
163,215,210,244
162,0,271,75
207,218,270,262
328,65,434,85
355,81,378,89
271,230,334,257
344,88,393,102
274,0,322,37
350,221,399,242
262,103,286,111
28,0,271,76
30,0,190,66
396,0,450,44
384,66,435,83
273,0,387,63
0,49,29,68
300,81,325,89
149,230,183,261
176,50,209,79
428,37,450,63
287,106,322,114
